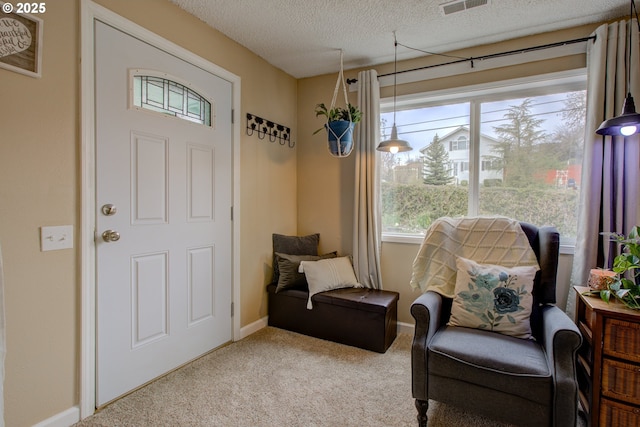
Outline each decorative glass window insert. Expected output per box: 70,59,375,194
132,75,211,126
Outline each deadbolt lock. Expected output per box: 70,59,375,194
101,204,117,216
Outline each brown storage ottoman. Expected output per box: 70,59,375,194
267,284,398,353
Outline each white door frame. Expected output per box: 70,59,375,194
80,0,241,418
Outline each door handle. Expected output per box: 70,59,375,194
102,230,121,242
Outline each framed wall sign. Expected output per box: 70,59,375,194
0,2,43,78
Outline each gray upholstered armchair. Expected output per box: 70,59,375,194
411,222,582,427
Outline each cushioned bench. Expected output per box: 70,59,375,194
267,283,399,353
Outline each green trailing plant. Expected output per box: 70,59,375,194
585,226,640,310
313,103,362,135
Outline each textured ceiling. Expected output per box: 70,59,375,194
170,0,631,78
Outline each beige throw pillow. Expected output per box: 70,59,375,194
299,256,361,309
274,252,337,292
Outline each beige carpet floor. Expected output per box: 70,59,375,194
73,327,533,426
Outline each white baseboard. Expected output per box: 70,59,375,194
398,321,415,336
239,316,268,339
32,406,79,427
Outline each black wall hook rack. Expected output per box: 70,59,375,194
246,113,295,148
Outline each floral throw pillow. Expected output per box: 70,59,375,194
448,257,538,339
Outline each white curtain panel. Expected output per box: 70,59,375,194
352,69,383,289
569,20,640,316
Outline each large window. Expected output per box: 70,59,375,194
380,71,586,247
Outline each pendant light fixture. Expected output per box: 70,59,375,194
596,0,640,136
377,32,413,153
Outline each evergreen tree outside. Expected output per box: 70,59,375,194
490,98,548,188
422,134,453,185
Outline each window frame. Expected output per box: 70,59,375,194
450,136,468,151
379,69,586,254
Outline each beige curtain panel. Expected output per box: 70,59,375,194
352,69,383,289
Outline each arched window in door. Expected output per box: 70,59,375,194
131,71,212,126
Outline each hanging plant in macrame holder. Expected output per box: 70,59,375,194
313,51,361,158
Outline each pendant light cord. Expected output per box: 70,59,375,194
628,0,640,97
393,31,398,126
628,0,633,97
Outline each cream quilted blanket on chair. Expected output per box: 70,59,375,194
410,217,539,297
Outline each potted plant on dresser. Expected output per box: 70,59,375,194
584,225,640,309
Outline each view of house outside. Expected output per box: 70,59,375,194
380,89,586,243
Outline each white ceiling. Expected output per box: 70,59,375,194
170,0,631,79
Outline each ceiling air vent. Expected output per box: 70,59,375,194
440,0,490,16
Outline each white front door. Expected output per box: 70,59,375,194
95,21,232,406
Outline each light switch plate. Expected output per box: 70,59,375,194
40,225,74,251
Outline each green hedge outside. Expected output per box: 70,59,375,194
381,182,579,239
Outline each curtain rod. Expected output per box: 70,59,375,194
346,35,596,84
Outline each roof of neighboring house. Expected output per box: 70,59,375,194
419,126,500,154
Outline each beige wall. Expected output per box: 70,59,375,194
0,1,79,425
297,24,600,326
0,0,297,425
297,73,358,255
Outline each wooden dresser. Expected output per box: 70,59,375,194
574,286,640,426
